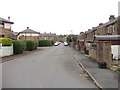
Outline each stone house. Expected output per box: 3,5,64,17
85,27,97,58
0,17,15,39
18,27,40,40
39,32,57,41
95,35,120,67
77,32,86,52
95,15,119,36
77,15,120,67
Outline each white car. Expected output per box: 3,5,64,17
54,42,59,46
64,42,68,46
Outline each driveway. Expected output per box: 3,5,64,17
2,44,97,88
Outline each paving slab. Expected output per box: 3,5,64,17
71,48,119,89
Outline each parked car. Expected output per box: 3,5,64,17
64,42,68,46
54,42,59,46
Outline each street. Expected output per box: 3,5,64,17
2,44,97,88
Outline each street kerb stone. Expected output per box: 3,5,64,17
74,55,103,90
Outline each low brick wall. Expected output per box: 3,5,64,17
0,44,13,57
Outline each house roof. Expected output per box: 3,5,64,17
12,32,19,36
40,32,56,36
97,17,118,29
0,17,14,24
95,35,120,41
20,27,39,34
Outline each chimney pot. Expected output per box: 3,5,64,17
27,27,29,29
8,16,10,20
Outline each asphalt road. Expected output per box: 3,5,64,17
2,44,97,88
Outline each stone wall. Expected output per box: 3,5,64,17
89,47,97,60
97,41,112,68
96,26,106,35
103,42,112,67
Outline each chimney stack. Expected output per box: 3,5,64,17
88,29,91,31
109,15,115,21
80,32,84,34
99,23,103,26
27,27,29,29
92,27,96,30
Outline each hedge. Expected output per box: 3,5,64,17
26,40,38,51
38,39,53,47
0,38,12,46
116,68,120,72
13,40,26,54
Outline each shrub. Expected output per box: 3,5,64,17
38,39,53,47
116,68,120,72
13,40,26,54
0,38,12,46
33,40,39,50
26,40,38,51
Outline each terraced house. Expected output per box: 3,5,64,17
0,17,15,39
39,32,57,41
78,15,120,68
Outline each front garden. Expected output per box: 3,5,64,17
0,38,54,57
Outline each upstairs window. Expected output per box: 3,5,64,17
112,25,115,32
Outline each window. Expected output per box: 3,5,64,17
107,27,110,34
112,25,115,32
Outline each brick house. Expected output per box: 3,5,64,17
95,15,119,35
77,15,120,67
18,27,40,40
0,17,15,39
39,32,57,41
95,16,120,67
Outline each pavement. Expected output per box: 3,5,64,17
2,44,97,88
70,47,119,89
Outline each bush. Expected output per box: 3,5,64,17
33,40,39,50
0,38,12,46
38,39,53,47
13,40,26,54
26,40,38,51
116,68,120,72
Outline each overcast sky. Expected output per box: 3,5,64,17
0,0,119,35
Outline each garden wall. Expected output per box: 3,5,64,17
0,44,13,57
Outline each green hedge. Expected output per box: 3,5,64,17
116,68,120,72
38,39,53,47
26,40,38,51
0,38,12,46
13,40,26,54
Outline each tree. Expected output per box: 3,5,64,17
67,34,78,42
